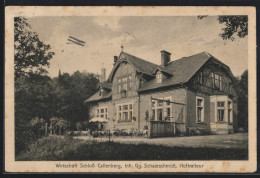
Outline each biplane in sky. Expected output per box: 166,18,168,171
67,36,86,46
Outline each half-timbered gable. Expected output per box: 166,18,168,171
188,58,237,98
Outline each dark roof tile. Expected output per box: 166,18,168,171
138,52,211,92
122,52,158,76
84,91,112,103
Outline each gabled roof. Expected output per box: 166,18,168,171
84,91,112,103
107,52,158,82
152,66,173,75
86,50,235,102
122,52,158,76
138,52,212,92
98,82,112,90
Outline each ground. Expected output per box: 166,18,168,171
76,133,248,149
16,133,248,160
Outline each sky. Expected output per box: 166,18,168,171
27,16,248,78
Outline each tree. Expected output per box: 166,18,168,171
30,117,46,138
236,70,248,131
14,17,55,79
15,74,53,126
50,117,59,135
51,71,99,126
198,15,248,41
56,118,69,135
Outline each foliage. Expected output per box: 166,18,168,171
30,117,46,128
14,17,55,79
15,125,38,157
145,110,149,121
198,15,248,41
235,70,248,131
30,117,46,138
76,122,83,131
218,16,248,41
16,136,248,161
50,117,60,134
51,71,99,127
56,118,70,131
16,136,79,161
14,18,99,155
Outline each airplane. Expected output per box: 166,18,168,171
67,36,86,46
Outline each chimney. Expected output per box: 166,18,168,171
114,56,118,65
160,50,171,66
100,67,106,83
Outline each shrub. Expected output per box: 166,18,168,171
16,135,81,160
15,126,37,156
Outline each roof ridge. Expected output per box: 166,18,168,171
122,52,159,67
167,51,208,65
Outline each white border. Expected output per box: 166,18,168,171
5,6,257,173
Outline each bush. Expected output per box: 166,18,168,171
16,135,81,160
15,126,37,156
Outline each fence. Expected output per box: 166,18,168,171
148,121,176,138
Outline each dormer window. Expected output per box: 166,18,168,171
99,88,104,97
156,71,162,84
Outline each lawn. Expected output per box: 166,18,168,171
16,136,248,161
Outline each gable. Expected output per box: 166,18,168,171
107,52,158,83
189,59,238,97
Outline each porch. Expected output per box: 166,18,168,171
147,97,186,138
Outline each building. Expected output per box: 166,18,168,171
85,50,238,137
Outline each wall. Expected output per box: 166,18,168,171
139,87,187,130
113,96,139,130
89,100,113,120
186,89,211,132
112,62,139,100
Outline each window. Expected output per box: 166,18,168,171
122,77,128,91
211,73,215,88
157,109,163,121
198,72,203,84
165,99,171,121
99,88,104,97
156,100,163,121
228,101,233,123
151,97,172,121
196,97,204,123
118,79,122,93
156,71,162,84
214,74,220,89
217,101,225,121
117,103,133,123
152,108,155,120
129,76,134,90
219,76,223,90
210,96,233,123
211,73,223,90
151,101,156,120
117,76,134,94
96,107,108,119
